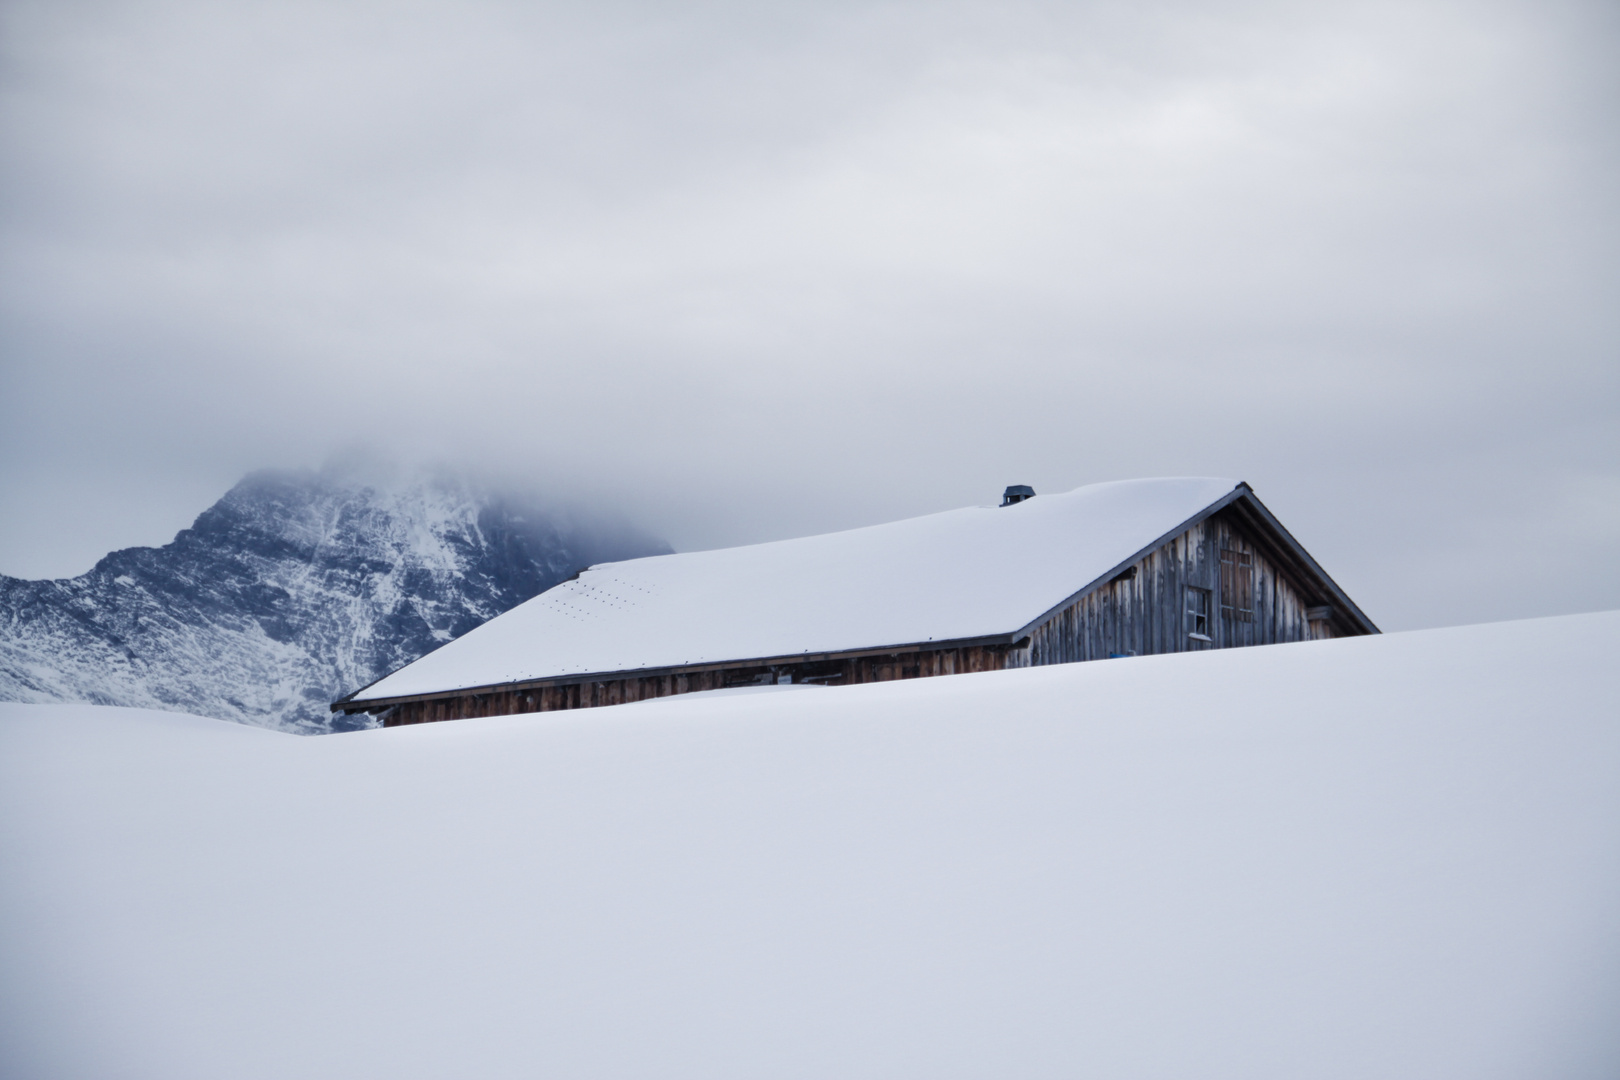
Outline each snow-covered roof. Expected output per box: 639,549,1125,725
347,477,1242,702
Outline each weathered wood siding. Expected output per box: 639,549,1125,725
379,506,1347,728
383,644,1012,727
1010,508,1329,669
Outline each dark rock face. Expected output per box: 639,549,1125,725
0,469,671,733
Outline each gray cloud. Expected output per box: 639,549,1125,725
2,0,1616,630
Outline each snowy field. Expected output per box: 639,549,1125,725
3,613,1618,1080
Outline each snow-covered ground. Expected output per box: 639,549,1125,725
3,612,1618,1079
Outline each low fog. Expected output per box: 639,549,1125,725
1,0,1616,630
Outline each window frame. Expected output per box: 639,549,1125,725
1185,585,1212,642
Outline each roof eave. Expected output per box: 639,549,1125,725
331,630,1027,713
1222,488,1379,636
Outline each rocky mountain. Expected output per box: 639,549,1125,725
0,468,671,733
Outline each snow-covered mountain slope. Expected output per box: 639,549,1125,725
0,468,670,732
2,612,1616,1080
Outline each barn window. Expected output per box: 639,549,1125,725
1220,548,1254,622
1185,586,1212,641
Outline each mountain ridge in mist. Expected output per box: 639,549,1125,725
0,466,671,733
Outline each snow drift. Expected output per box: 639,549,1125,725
2,612,1618,1079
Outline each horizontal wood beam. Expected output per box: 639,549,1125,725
334,633,1022,713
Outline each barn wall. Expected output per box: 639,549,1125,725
1013,509,1329,669
382,644,1012,727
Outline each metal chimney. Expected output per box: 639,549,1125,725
1001,485,1035,506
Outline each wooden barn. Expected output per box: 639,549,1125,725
333,478,1376,727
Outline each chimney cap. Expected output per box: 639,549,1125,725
1001,485,1036,506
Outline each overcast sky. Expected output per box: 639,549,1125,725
1,0,1615,631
